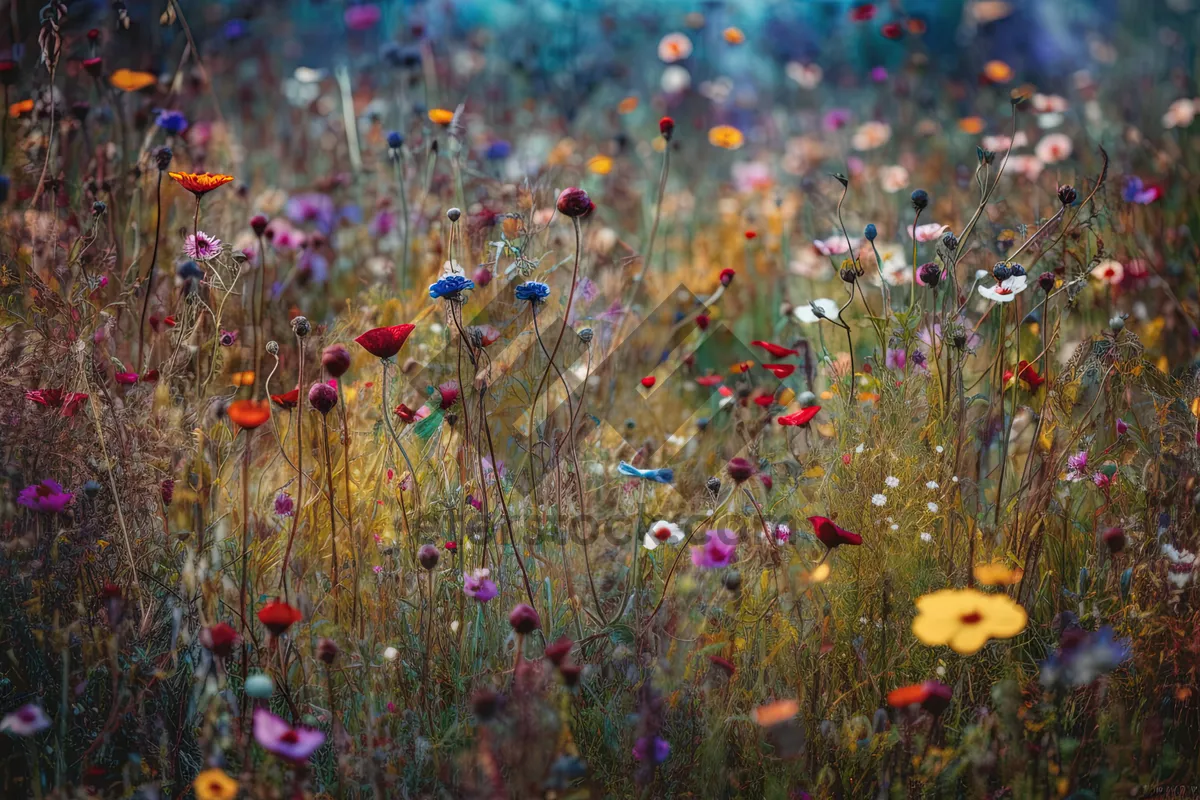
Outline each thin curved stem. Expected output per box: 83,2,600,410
136,171,164,368
279,337,305,599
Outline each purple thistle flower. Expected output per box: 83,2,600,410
17,480,73,513
691,529,737,569
274,492,295,517
184,231,222,261
252,708,325,763
632,736,670,764
285,192,337,233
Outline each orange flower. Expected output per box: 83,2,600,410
227,399,271,429
708,125,745,150
110,68,158,92
231,370,255,387
617,96,639,114
957,116,985,135
428,108,455,125
983,60,1013,83
8,98,33,118
753,699,799,726
722,27,745,45
169,171,235,197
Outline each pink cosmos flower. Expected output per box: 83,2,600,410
0,703,51,736
184,231,222,261
252,708,325,763
1066,451,1089,482
907,223,950,242
691,529,737,569
813,236,859,256
18,480,73,513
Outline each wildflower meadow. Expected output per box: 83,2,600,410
1,1,1199,797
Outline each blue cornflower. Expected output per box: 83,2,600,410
1039,625,1131,689
387,130,405,150
155,109,189,135
515,281,551,303
864,223,877,241
485,140,512,160
429,274,475,300
617,461,674,484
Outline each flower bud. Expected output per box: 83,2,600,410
723,570,742,592
556,187,594,218
864,223,877,241
1102,526,1126,554
1037,272,1056,292
317,637,339,664
659,116,675,140
446,207,461,222
154,146,173,172
308,382,338,415
1057,184,1077,205
992,262,1011,282
910,188,929,211
250,214,269,236
321,344,351,377
726,457,755,483
918,262,941,287
418,544,440,570
508,603,541,634
719,268,735,287
291,316,311,338
266,340,280,355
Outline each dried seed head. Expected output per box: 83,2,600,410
291,316,311,338
266,340,280,355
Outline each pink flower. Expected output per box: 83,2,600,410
274,492,294,517
184,231,223,261
1066,451,1089,482
114,372,139,385
343,3,381,31
253,708,325,763
0,703,51,736
691,529,737,569
1115,418,1129,436
907,223,950,242
18,480,73,513
464,569,498,602
813,236,859,256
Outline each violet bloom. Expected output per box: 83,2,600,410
1040,626,1131,689
885,348,906,371
17,480,73,513
0,703,51,736
274,492,295,517
1065,451,1089,482
184,231,222,261
822,108,852,132
632,736,670,764
252,708,325,763
464,569,498,602
285,192,336,233
1115,418,1129,436
691,529,737,569
368,208,396,238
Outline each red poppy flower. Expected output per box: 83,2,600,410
659,116,675,139
354,323,416,359
808,515,863,548
753,395,774,408
778,406,820,426
1003,360,1045,391
718,268,735,287
270,387,300,409
164,315,177,327
751,341,800,358
744,230,757,240
718,386,734,398
437,380,460,410
200,622,241,659
257,598,302,636
887,680,952,715
640,376,656,388
394,403,416,423
444,541,458,552
881,21,904,39
849,3,876,21
695,374,723,387
26,388,64,407
762,363,795,379
227,399,271,429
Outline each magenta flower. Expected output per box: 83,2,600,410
344,3,381,31
252,708,325,763
885,348,906,371
114,371,139,385
1115,418,1129,436
464,568,498,602
184,231,223,261
18,480,73,514
0,703,51,736
274,492,295,517
691,529,737,569
1066,451,1089,482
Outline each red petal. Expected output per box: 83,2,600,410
762,363,796,379
354,324,416,359
751,340,800,358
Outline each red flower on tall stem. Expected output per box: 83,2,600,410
779,406,820,427
270,387,300,409
257,599,302,636
751,341,799,358
354,324,416,359
807,515,863,548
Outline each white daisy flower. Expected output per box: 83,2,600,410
871,493,887,507
643,520,684,550
920,532,933,543
927,502,939,513
935,446,944,453
978,275,1029,303
885,475,900,488
926,481,939,489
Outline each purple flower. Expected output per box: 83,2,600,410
368,208,396,238
253,708,325,763
691,529,737,569
1121,176,1161,205
885,348,906,371
464,569,498,602
17,480,73,513
1115,418,1129,436
822,108,852,132
869,66,888,82
274,492,295,517
184,231,222,261
1040,625,1131,689
632,736,670,764
1065,451,1089,482
343,3,381,31
154,109,189,135
0,703,51,736
285,192,336,233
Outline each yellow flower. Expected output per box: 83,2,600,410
973,561,1024,586
428,108,455,126
911,588,1027,655
708,125,744,150
194,768,239,800
586,155,613,175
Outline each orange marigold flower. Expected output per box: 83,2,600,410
168,171,235,197
8,98,33,118
110,68,158,92
983,60,1013,83
722,27,745,44
708,125,745,150
428,107,455,125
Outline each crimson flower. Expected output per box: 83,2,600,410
695,374,723,387
640,376,656,388
1003,360,1045,391
257,598,302,636
762,363,795,379
808,516,862,548
751,341,799,358
200,622,240,658
887,680,953,715
394,403,416,423
354,323,416,359
778,406,820,427
437,380,460,410
849,3,877,21
270,387,300,409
